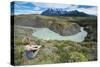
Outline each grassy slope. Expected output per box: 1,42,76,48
14,15,81,36
13,15,97,65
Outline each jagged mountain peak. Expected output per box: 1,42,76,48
41,8,89,16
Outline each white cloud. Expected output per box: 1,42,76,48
33,7,41,11
33,2,76,9
14,9,42,15
77,7,97,15
65,5,78,11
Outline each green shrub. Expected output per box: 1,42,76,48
67,51,88,62
14,46,24,65
14,38,23,45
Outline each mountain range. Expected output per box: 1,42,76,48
41,8,90,16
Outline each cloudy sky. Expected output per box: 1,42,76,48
11,1,97,15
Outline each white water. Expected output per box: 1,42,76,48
32,27,87,42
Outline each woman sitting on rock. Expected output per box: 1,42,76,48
22,37,41,59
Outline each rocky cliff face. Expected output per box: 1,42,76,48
13,14,81,36
48,22,81,36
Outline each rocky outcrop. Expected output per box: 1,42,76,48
49,22,81,36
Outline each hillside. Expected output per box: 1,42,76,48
13,14,97,65
14,26,97,65
13,14,81,36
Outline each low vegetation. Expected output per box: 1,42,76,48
14,39,97,65
13,15,97,65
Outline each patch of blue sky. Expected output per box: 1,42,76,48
78,5,96,8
